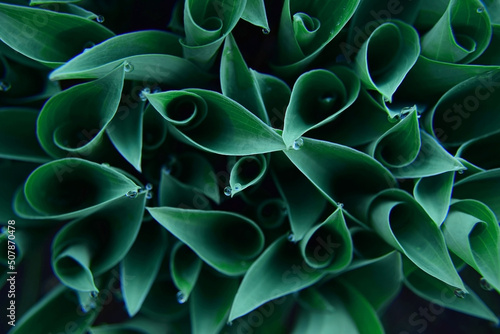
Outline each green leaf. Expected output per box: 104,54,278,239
0,2,113,67
122,220,167,317
396,55,500,102
421,0,491,64
354,20,420,102
368,107,420,168
37,65,125,158
145,89,286,155
389,131,465,178
298,208,352,272
456,131,500,169
170,241,203,302
284,137,396,222
0,108,50,163
49,30,212,87
106,88,145,172
229,154,267,196
369,189,466,290
158,152,220,207
142,104,168,151
30,0,82,5
308,88,393,147
220,33,269,123
474,24,500,64
424,69,500,146
147,207,265,276
15,158,139,219
303,280,384,334
453,168,500,218
275,0,361,76
282,67,360,148
182,0,247,68
340,251,403,311
241,0,269,31
414,171,455,225
252,70,291,128
272,151,327,240
442,200,500,292
347,0,422,48
140,278,188,322
404,260,498,323
9,285,98,334
0,161,42,227
51,192,146,292
229,235,324,321
190,268,239,334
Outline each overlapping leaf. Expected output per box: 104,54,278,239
148,207,265,276
145,89,286,155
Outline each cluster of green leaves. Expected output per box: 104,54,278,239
1,0,500,333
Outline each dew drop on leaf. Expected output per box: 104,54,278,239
287,232,296,243
90,291,98,298
224,186,232,197
292,138,304,150
454,288,466,298
123,61,134,73
233,183,242,192
126,190,138,198
176,291,187,304
477,7,484,13
96,15,105,23
262,28,270,35
480,277,493,291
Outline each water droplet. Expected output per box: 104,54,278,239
176,291,187,304
227,321,233,326
480,277,493,291
0,81,12,92
96,15,105,23
146,192,153,200
337,202,344,209
262,28,270,35
123,61,134,73
126,190,138,198
152,87,161,93
101,162,110,167
458,169,465,175
139,87,151,101
287,232,296,243
383,96,390,103
83,41,95,53
145,183,153,191
454,288,466,298
292,138,304,150
233,183,242,192
80,305,89,313
224,186,232,197
477,7,484,13
90,291,98,298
